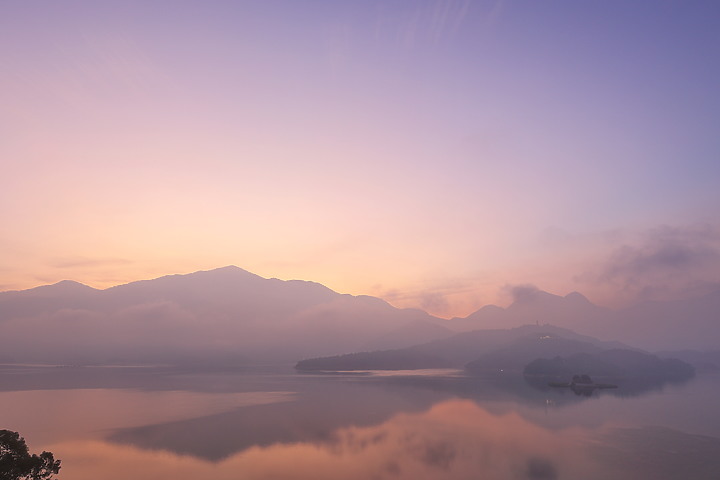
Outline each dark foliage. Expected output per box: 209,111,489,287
0,430,60,480
523,349,695,380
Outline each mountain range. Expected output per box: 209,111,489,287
0,266,449,364
1,266,718,365
448,287,720,351
295,324,630,371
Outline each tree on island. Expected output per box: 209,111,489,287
0,430,60,480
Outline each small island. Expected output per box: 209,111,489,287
524,349,695,379
524,349,695,398
549,374,618,389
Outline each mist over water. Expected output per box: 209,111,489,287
1,270,718,479
2,365,719,480
3,2,720,478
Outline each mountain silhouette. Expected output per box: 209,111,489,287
0,266,451,365
448,287,720,351
295,324,630,371
2,268,718,365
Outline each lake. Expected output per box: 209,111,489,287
1,364,719,479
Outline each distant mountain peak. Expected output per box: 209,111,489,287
201,265,259,276
508,289,561,307
24,279,97,296
480,304,504,312
53,279,93,289
211,265,245,272
172,265,266,282
564,291,592,304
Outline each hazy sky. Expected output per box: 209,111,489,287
2,0,719,317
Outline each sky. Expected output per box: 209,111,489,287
2,0,719,317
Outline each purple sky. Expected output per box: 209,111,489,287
2,0,719,316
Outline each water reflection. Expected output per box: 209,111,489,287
0,388,294,446
523,374,697,400
362,371,698,410
59,400,598,480
56,398,720,480
591,426,720,479
109,375,449,460
1,367,719,479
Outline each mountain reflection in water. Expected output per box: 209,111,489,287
66,400,595,480
1,366,719,480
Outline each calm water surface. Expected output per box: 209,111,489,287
1,365,719,480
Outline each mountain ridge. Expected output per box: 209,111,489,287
0,266,452,365
2,266,719,363
449,287,720,351
294,324,635,371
